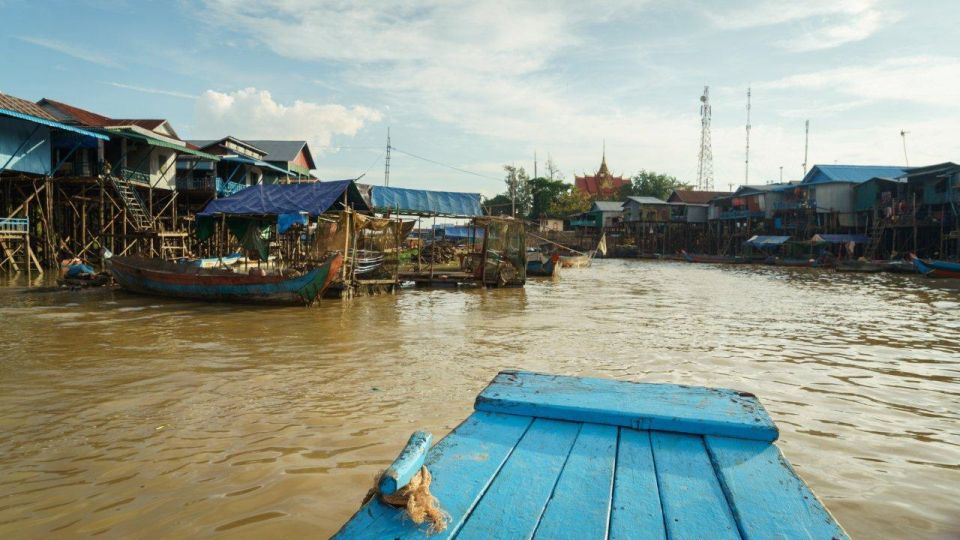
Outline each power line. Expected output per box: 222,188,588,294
390,146,503,182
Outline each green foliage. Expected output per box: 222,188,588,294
483,193,514,216
620,170,691,201
503,165,532,216
548,188,592,217
527,176,570,219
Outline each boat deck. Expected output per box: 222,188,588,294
335,371,848,539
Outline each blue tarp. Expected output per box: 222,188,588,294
438,226,483,240
745,235,791,248
370,186,483,217
811,234,869,244
198,180,369,216
277,212,309,233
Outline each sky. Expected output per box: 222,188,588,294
2,0,958,197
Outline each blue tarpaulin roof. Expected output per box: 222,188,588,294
198,180,369,216
0,107,109,141
802,165,908,185
370,186,483,217
437,226,483,240
745,235,791,248
811,234,869,244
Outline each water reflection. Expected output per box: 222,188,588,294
0,260,958,539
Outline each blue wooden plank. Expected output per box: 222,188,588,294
533,424,618,539
704,436,850,540
331,411,533,539
475,371,778,442
609,429,667,540
378,431,432,495
651,431,741,540
456,418,582,540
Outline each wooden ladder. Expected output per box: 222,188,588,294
108,174,153,232
864,210,886,260
158,231,189,260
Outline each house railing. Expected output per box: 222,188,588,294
118,167,151,184
774,200,817,211
718,209,765,220
0,217,28,234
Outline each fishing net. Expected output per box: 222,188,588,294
476,217,526,285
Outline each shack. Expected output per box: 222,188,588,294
197,180,403,297
370,185,525,287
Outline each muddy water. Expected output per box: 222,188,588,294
0,260,958,539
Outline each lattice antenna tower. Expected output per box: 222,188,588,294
384,127,391,186
697,86,714,191
745,87,751,184
802,120,809,175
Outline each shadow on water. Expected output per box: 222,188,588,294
0,259,959,538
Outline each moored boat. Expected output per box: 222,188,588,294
177,252,242,268
559,252,592,268
526,252,561,277
335,370,848,539
835,259,884,273
681,250,752,264
883,259,917,274
911,255,960,278
109,252,343,305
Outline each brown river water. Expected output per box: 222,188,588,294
1,260,959,539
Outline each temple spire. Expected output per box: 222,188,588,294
598,140,610,176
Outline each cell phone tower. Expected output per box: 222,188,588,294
697,86,714,191
745,87,751,185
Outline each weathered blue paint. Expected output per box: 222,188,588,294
0,116,49,175
475,370,778,442
652,431,740,540
335,371,848,539
705,436,850,540
379,431,432,495
457,418,581,540
331,412,532,539
609,428,666,540
533,423,617,539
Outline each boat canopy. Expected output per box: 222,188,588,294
198,180,370,217
370,185,483,217
744,235,790,248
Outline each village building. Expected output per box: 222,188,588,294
570,200,624,229
574,153,630,199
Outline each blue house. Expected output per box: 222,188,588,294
794,164,909,227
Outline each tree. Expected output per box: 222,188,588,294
483,194,514,216
503,165,532,217
527,176,569,219
620,170,691,201
544,155,564,180
548,188,591,217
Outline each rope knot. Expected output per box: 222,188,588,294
363,465,448,534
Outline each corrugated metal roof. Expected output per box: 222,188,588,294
243,140,315,168
0,107,109,141
221,154,291,176
106,128,218,159
668,189,731,204
1,93,58,120
802,165,908,185
592,200,626,212
624,196,668,205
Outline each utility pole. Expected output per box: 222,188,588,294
900,130,910,166
534,151,538,179
802,120,810,176
696,86,714,191
779,166,783,183
384,127,391,186
745,87,751,185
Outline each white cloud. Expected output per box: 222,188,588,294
108,82,196,99
17,36,120,68
705,0,898,51
757,56,960,106
193,88,382,153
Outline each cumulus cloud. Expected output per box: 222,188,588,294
193,88,382,152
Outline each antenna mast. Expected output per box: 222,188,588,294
900,130,910,166
745,87,751,184
802,120,810,176
696,86,714,191
384,127,391,186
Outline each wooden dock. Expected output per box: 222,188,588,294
335,370,848,539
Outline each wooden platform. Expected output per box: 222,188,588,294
334,370,848,539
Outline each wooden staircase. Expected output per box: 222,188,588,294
108,174,152,232
864,210,886,260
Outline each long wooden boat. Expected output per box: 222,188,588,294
526,252,560,277
559,252,592,268
335,370,848,539
884,259,917,274
765,256,821,268
109,252,343,305
681,250,752,264
836,259,884,273
911,255,960,278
